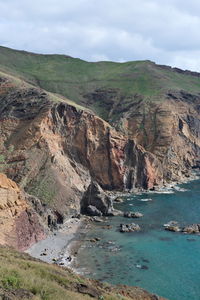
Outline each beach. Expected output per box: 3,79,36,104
26,217,87,269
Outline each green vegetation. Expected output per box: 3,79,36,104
1,45,200,121
29,174,56,205
0,246,147,300
0,145,14,172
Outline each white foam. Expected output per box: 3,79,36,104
140,198,152,202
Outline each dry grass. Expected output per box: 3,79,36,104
0,246,158,300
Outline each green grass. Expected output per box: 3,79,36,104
1,46,200,121
0,246,155,300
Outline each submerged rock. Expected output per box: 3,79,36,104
120,223,141,232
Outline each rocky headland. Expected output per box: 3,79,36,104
2,46,200,299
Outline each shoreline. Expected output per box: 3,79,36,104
108,171,200,200
26,171,200,274
26,216,89,269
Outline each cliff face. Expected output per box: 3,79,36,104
117,91,200,182
0,173,45,250
0,78,162,216
1,66,200,222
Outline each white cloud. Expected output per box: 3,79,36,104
0,0,200,71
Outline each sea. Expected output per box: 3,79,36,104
75,177,200,300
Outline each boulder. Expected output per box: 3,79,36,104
124,211,143,218
120,223,141,232
182,224,200,234
164,221,200,234
108,209,123,216
114,197,124,203
163,221,180,232
81,181,113,216
86,205,102,216
165,225,180,232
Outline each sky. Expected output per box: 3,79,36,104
1,0,200,71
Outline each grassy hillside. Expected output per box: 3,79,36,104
0,246,162,300
0,45,200,120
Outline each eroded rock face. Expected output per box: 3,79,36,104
3,76,200,219
0,81,163,217
80,181,113,216
0,173,45,250
118,93,200,183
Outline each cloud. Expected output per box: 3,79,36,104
0,0,200,71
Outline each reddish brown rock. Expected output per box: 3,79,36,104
0,173,45,250
119,95,200,183
0,81,163,216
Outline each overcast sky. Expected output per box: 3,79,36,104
1,0,200,71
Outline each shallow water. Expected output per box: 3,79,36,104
76,179,200,300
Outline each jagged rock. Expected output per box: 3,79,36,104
76,283,101,298
124,211,143,218
0,173,45,250
120,223,141,232
72,213,81,219
27,194,64,230
164,221,180,232
86,205,102,216
89,216,104,222
165,225,180,232
108,209,123,216
164,222,200,234
182,224,200,234
0,81,164,219
114,197,124,203
0,287,34,299
81,181,113,216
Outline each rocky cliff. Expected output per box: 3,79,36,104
116,91,200,182
0,50,200,220
0,173,45,250
0,73,162,218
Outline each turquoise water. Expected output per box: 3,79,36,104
76,179,200,300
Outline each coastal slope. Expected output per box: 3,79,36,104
0,246,166,300
1,46,200,189
0,69,162,220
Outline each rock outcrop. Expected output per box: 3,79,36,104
118,94,200,183
120,223,141,232
80,181,113,216
0,173,45,250
1,66,200,221
0,76,163,218
164,221,200,234
124,211,143,218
